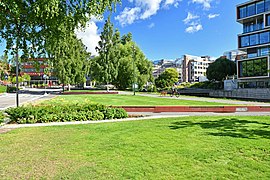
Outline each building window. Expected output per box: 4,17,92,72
259,31,269,44
267,15,270,26
258,47,269,56
239,58,268,77
250,34,259,45
256,1,265,14
239,6,247,19
247,4,256,16
257,19,264,30
241,36,250,47
266,0,270,11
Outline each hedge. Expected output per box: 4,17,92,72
5,103,128,124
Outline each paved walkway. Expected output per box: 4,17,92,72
120,91,270,106
0,93,56,110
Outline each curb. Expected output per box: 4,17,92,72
1,115,189,129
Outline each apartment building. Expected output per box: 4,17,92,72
182,55,213,83
237,0,270,88
152,59,181,80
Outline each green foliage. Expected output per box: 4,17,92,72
5,103,128,124
0,111,4,123
206,58,236,81
0,1,120,57
0,85,6,93
48,33,91,85
93,20,153,90
6,86,16,93
94,17,120,85
22,73,31,82
155,68,179,89
189,81,221,89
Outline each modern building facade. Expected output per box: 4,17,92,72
21,58,58,85
152,59,182,81
182,55,213,83
237,0,270,88
223,49,246,61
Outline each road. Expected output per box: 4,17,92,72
0,93,55,110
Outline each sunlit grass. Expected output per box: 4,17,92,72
42,94,233,106
0,116,270,179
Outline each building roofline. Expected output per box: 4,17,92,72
237,0,262,8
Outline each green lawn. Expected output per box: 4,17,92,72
0,116,270,179
46,94,231,106
0,85,6,93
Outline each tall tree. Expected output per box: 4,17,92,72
95,17,120,88
49,33,90,89
206,57,236,81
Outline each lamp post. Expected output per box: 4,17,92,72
15,37,19,107
132,45,136,96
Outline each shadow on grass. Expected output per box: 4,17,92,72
169,118,270,139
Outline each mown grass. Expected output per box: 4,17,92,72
0,116,270,179
44,94,232,106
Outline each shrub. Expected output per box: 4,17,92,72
5,103,128,124
0,111,5,124
6,86,16,93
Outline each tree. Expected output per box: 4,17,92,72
95,17,120,88
155,68,179,89
0,55,9,80
206,57,236,81
49,33,90,89
0,0,120,106
22,73,31,86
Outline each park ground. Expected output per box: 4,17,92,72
0,91,270,179
0,116,270,179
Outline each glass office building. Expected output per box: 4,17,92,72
237,0,270,88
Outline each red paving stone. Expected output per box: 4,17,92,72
63,92,119,95
120,106,270,113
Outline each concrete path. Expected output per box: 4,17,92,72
0,93,56,110
120,91,270,106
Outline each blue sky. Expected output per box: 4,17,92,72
77,0,245,61
1,0,245,61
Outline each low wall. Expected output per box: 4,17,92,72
63,91,119,95
120,106,270,113
210,88,270,101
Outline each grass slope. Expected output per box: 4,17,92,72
0,116,270,179
47,94,231,106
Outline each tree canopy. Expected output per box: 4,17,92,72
92,19,153,90
155,68,179,89
0,0,120,57
206,57,236,81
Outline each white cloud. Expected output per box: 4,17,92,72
116,0,182,26
191,0,212,10
115,7,141,26
185,22,203,33
135,0,162,20
208,13,219,19
183,12,199,24
148,22,155,28
164,0,182,8
76,20,101,56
